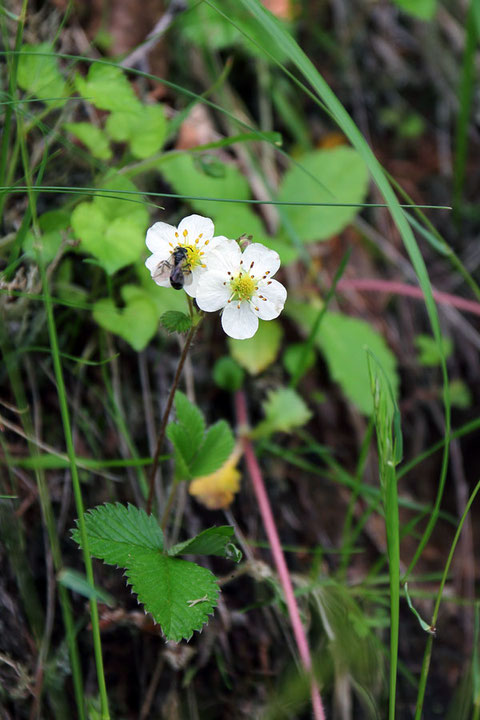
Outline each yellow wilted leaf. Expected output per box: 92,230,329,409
189,445,242,510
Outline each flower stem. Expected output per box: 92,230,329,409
234,390,326,720
146,322,199,516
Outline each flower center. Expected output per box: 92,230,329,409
230,272,256,302
177,243,204,270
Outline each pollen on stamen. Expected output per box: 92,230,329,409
250,274,254,279
199,251,204,256
265,270,270,275
202,263,206,268
237,303,241,309
255,306,259,311
183,229,188,237
195,238,199,244
267,281,272,284
250,261,254,269
227,299,232,303
199,233,203,238
175,232,179,237
205,240,209,245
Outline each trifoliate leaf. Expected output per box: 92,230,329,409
253,388,312,438
213,356,245,391
167,393,235,480
286,301,399,415
64,122,112,160
17,43,67,103
71,503,221,642
169,526,235,557
71,174,148,274
228,320,283,375
278,147,369,243
159,311,192,334
415,334,452,367
190,421,235,478
92,285,159,351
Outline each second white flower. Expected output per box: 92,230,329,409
195,240,287,340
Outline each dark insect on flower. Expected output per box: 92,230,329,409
153,246,193,290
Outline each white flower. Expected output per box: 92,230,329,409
195,239,287,340
145,214,227,297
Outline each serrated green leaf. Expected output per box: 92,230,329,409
64,122,112,160
72,503,163,564
71,504,220,641
169,526,234,557
254,387,312,438
17,43,67,102
228,320,283,374
278,147,369,243
174,391,206,454
92,285,160,351
75,63,138,112
190,420,235,477
160,311,192,334
287,301,398,415
125,553,219,642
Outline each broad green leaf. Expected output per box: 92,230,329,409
92,174,148,225
287,301,398,415
75,63,138,112
72,503,164,564
169,526,234,557
64,122,112,160
106,104,167,159
228,320,283,374
72,503,220,642
92,285,159,351
278,147,369,243
392,0,437,20
253,387,312,438
190,420,235,477
158,153,266,239
159,311,192,334
17,43,67,102
213,356,245,391
415,334,453,367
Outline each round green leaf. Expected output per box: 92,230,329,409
278,147,369,242
228,320,283,375
92,285,159,350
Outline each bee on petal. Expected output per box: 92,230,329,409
152,246,193,290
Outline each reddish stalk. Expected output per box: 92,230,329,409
234,390,326,720
337,278,480,317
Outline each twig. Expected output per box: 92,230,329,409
337,277,480,317
234,390,326,720
146,323,199,516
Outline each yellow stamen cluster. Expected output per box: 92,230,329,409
229,272,256,302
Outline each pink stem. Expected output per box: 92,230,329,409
337,278,480,317
235,390,326,720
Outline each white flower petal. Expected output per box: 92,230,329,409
178,214,214,244
221,301,259,339
145,252,173,288
145,222,177,254
241,243,280,278
253,279,287,320
205,238,242,275
196,272,231,311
